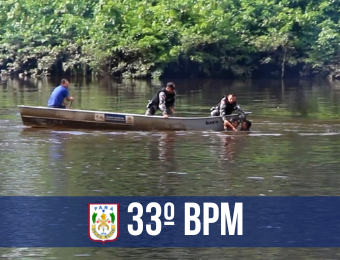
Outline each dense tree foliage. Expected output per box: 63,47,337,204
1,0,340,79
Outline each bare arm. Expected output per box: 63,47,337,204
224,120,237,131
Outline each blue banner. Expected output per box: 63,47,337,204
1,196,340,247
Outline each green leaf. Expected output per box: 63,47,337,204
92,212,97,224
110,212,115,224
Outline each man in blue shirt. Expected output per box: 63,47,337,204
47,79,74,108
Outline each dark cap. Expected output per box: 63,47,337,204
166,82,176,89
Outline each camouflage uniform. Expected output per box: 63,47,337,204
146,89,176,116
210,96,243,120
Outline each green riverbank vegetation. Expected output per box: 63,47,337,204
1,0,340,79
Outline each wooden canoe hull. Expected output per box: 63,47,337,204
18,105,251,132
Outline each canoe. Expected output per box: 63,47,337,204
18,105,251,131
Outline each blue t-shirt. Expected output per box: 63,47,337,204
47,85,69,108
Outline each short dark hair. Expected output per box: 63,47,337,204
244,120,252,128
61,79,68,84
166,82,175,89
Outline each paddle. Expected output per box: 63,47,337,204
68,100,73,109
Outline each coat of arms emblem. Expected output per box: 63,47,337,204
88,203,119,244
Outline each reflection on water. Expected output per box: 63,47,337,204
2,76,340,118
1,77,340,258
1,123,336,198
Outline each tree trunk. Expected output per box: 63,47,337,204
281,79,285,100
281,47,287,79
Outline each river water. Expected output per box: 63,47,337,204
1,76,340,259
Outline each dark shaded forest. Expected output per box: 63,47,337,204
1,0,340,79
